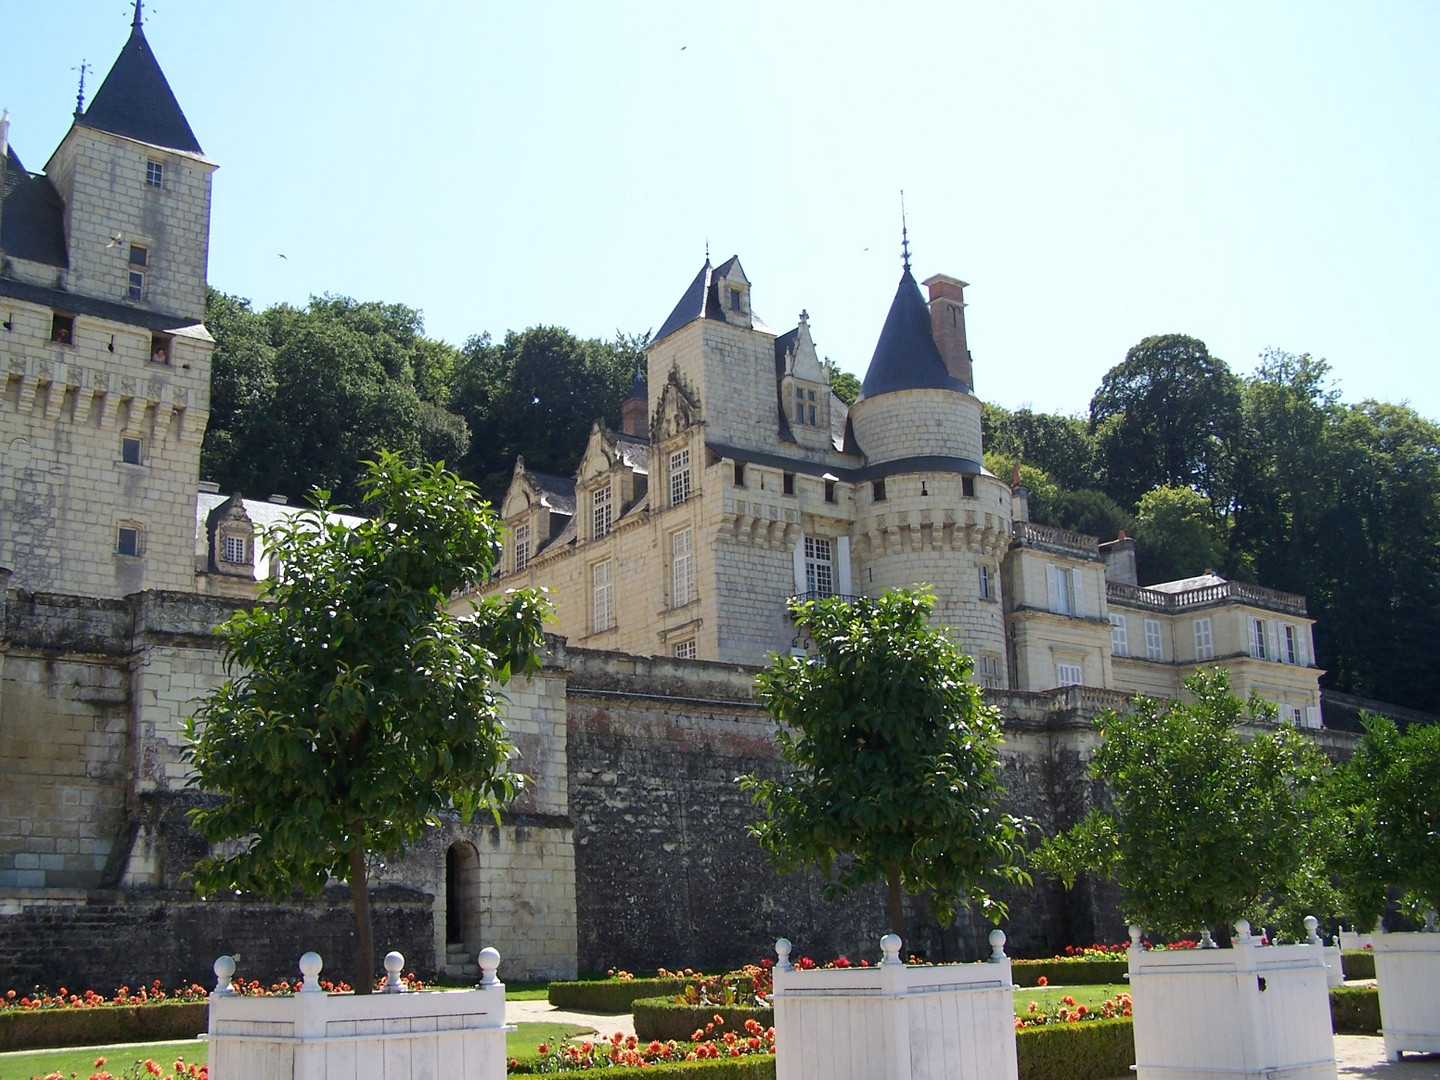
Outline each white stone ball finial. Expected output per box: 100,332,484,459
775,938,793,972
1128,925,1143,948
298,951,323,993
1304,915,1322,946
988,928,1007,962
1234,919,1252,943
880,933,903,966
212,955,237,996
383,951,405,993
479,947,501,986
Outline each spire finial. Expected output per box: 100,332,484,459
72,59,92,118
900,190,912,273
133,0,143,29
705,238,710,263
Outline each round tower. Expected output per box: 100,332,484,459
848,268,1012,685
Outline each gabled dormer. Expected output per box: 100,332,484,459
712,256,751,327
577,422,650,542
499,456,576,574
204,492,255,579
775,310,833,448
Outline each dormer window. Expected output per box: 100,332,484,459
223,535,248,564
592,484,612,540
146,160,164,188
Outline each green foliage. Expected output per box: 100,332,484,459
741,589,1030,931
184,454,549,985
1048,489,1134,543
983,405,1099,494
547,979,688,1013
1015,1017,1135,1080
1031,670,1329,937
1133,485,1227,585
631,998,773,1043
1010,959,1129,988
1324,715,1440,927
984,453,1059,524
0,1002,206,1053
1090,334,1241,508
828,366,861,407
1329,985,1381,1034
1340,950,1375,981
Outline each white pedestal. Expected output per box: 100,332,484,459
1372,931,1440,1061
771,932,1018,1080
207,951,509,1080
1127,923,1336,1080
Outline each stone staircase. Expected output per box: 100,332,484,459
443,940,479,980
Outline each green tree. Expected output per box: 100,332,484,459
1133,485,1227,585
1032,670,1329,938
983,404,1099,494
740,589,1030,936
1089,335,1242,508
1049,489,1135,544
828,366,862,407
983,453,1059,524
184,454,549,992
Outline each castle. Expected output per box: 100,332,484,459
483,255,1325,723
0,8,1344,992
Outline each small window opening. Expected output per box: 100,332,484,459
824,479,837,503
50,312,74,344
128,244,147,268
921,481,929,496
733,461,746,487
872,479,886,501
730,287,742,311
121,437,142,465
223,535,247,564
962,475,976,498
127,271,145,302
117,526,141,557
146,160,164,188
783,472,795,496
150,334,172,364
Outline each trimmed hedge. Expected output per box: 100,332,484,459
0,1001,208,1052
632,997,773,1043
549,978,688,1013
1016,1017,1135,1080
511,1055,774,1078
1012,959,1129,988
1330,985,1380,1034
1340,950,1375,981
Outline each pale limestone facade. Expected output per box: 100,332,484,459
482,256,1324,721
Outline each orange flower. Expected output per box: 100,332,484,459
1036,976,1048,987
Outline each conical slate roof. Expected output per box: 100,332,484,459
79,23,203,155
652,259,724,344
858,269,968,400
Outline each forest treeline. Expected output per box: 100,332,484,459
200,289,1440,712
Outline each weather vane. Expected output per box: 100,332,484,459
900,190,911,272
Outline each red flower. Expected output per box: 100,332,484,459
1036,976,1048,987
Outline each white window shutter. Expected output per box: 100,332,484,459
836,536,852,595
1267,620,1279,663
1305,706,1321,728
1046,565,1060,612
1070,568,1084,617
1249,619,1260,657
793,534,806,596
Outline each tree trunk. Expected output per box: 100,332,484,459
886,867,905,942
350,841,374,995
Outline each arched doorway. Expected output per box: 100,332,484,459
444,841,481,974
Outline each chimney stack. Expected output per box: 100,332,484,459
922,274,973,389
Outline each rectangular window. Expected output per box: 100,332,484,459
808,404,816,426
824,479,837,503
50,312,74,344
669,448,691,507
121,436,143,465
1283,624,1300,665
1110,613,1128,657
1145,618,1164,661
979,564,992,600
514,524,530,573
1195,617,1215,661
805,536,834,597
671,528,694,607
146,160,164,188
783,472,795,496
117,526,140,557
1046,564,1073,615
592,484,612,540
794,388,806,425
128,244,148,267
1249,618,1267,659
872,479,886,501
673,639,697,660
1057,663,1083,687
730,287,742,311
733,461,746,487
977,655,1003,689
127,271,145,301
592,560,614,632
223,535,247,564
149,334,171,364
962,475,976,498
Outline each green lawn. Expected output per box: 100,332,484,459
1015,984,1130,1015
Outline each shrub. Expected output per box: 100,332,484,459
1015,1017,1135,1080
0,1001,207,1053
1329,985,1380,1034
632,998,773,1043
1340,949,1375,981
548,979,688,1012
1012,959,1129,988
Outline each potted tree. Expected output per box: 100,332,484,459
186,454,549,1080
741,588,1030,1080
1033,670,1336,1080
1324,715,1440,1061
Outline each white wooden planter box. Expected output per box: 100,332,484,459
1127,922,1336,1080
771,932,1018,1080
1371,930,1440,1061
207,951,508,1080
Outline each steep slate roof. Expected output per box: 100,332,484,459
612,431,651,472
79,23,204,155
772,327,799,444
1,148,67,267
528,471,576,516
857,269,969,400
653,260,725,344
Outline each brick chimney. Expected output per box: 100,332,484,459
922,274,973,389
620,391,647,438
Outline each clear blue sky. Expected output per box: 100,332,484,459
6,1,1438,420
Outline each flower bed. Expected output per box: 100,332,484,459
32,1052,208,1080
508,1021,775,1075
0,1001,208,1054
633,999,774,1044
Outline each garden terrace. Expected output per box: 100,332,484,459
1107,579,1307,618
1011,522,1102,561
